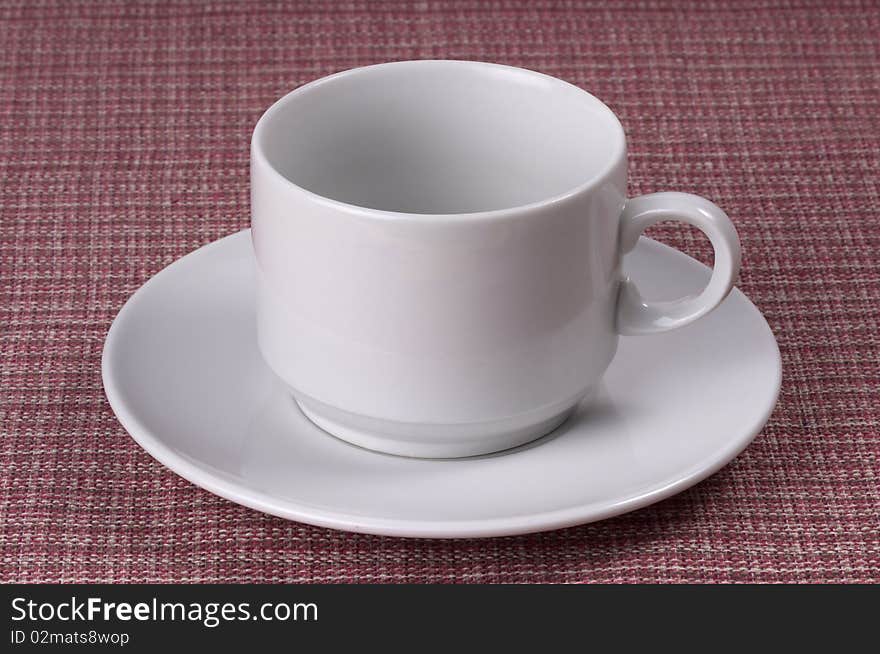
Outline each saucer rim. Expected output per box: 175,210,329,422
102,229,782,539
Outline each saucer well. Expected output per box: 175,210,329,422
102,230,781,538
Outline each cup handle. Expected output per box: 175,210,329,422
616,192,742,336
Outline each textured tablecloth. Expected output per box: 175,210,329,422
1,0,878,583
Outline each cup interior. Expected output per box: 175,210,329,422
255,61,624,215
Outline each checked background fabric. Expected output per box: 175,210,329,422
1,0,878,583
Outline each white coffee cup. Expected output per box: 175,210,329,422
251,60,741,458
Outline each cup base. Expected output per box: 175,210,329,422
292,391,591,459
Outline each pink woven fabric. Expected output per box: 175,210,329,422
1,0,878,583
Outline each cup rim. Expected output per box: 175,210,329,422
251,60,627,222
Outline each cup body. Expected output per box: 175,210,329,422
251,60,628,457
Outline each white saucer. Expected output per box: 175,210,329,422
103,230,781,538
